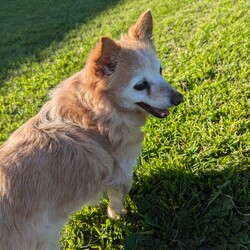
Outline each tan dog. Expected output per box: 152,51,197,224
0,10,183,249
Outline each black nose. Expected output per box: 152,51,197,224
171,92,183,106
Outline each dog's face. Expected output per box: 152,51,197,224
118,44,183,118
87,10,183,118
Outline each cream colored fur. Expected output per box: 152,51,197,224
0,10,183,249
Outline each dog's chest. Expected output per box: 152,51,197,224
117,143,141,169
112,132,143,180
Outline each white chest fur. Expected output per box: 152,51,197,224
110,136,143,189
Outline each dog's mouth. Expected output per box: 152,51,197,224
136,102,169,118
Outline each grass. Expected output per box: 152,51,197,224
0,0,249,249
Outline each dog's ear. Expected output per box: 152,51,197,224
128,10,153,41
90,37,120,76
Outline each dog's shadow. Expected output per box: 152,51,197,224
0,0,121,82
125,167,250,249
61,167,250,249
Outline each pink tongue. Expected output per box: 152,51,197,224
152,107,169,117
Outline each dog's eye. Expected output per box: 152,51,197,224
159,67,162,75
134,81,149,91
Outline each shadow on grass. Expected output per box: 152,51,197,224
125,168,250,249
60,168,250,249
0,0,120,82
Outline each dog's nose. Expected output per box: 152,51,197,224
171,92,183,106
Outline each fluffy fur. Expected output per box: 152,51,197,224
0,10,183,249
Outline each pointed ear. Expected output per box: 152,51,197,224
90,37,120,76
128,10,153,41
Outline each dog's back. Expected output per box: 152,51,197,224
0,110,116,249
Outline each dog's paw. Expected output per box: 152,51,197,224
107,206,127,220
107,207,120,220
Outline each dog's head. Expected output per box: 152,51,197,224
86,10,183,118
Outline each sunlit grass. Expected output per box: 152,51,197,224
0,0,249,249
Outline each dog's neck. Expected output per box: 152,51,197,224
39,72,146,148
95,108,146,147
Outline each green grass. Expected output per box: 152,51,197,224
0,0,249,249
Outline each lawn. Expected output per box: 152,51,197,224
0,0,249,249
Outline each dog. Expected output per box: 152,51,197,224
0,10,183,249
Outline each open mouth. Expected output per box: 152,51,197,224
137,102,169,118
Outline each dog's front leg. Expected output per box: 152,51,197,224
107,181,132,220
107,186,127,220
